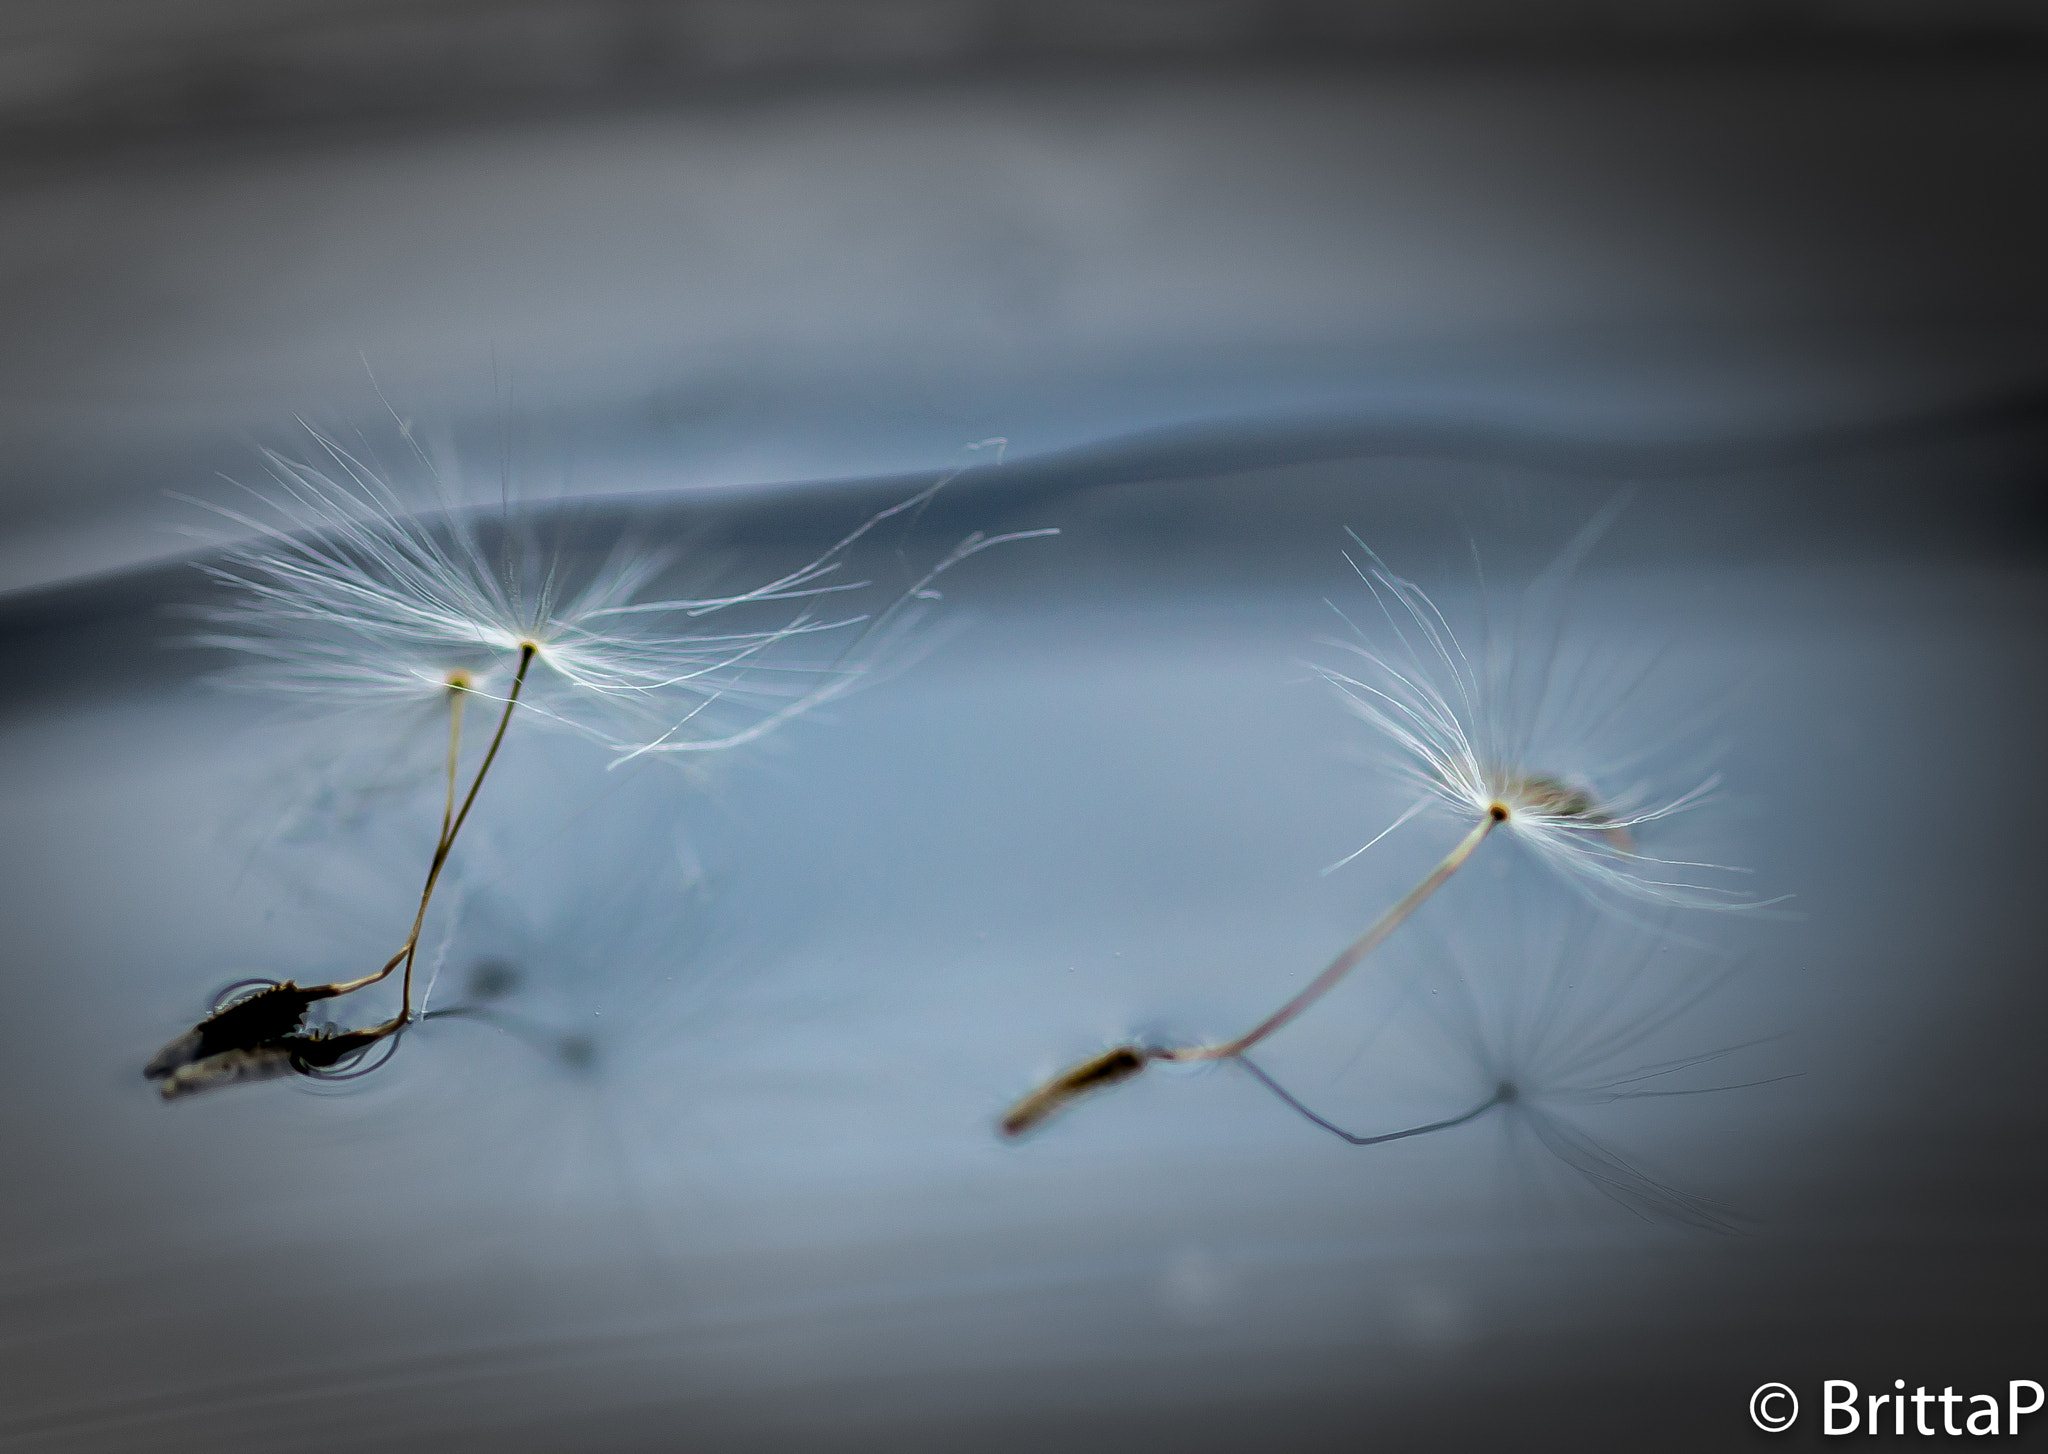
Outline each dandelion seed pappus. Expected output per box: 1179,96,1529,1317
1315,509,1769,915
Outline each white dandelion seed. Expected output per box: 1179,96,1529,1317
151,430,1053,1097
1001,509,1771,1138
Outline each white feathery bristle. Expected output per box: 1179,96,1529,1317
1313,529,1773,913
184,432,1050,758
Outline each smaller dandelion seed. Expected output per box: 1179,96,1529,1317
1000,516,1776,1140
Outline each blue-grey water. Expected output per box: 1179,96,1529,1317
0,434,2041,1451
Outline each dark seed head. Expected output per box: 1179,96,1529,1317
145,982,326,1079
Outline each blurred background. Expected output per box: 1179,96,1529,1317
0,2,2045,1450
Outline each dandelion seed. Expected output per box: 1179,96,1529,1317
153,431,1053,1096
1000,512,1768,1137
